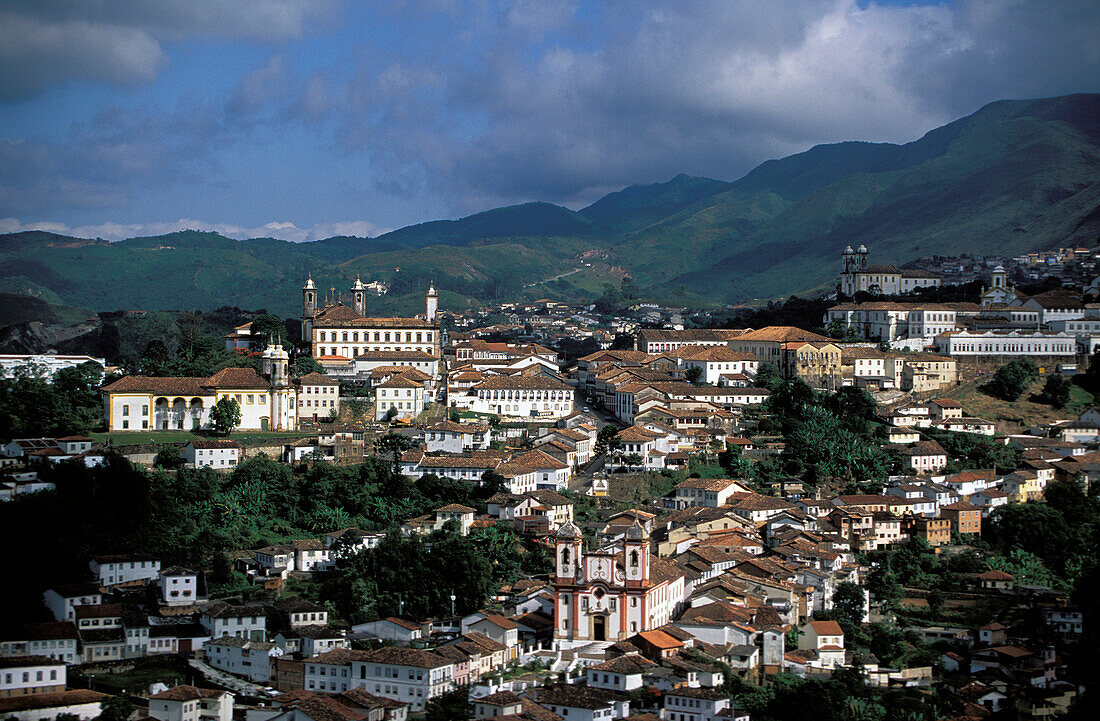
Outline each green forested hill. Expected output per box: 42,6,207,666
1,94,1097,316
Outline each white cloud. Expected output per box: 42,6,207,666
0,1,339,99
0,217,390,242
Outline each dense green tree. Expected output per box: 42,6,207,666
832,581,867,628
249,313,286,349
423,688,473,720
983,358,1038,401
97,695,134,721
140,339,171,375
294,355,325,377
754,362,783,391
375,432,415,474
1038,373,1073,408
595,425,622,456
210,397,241,435
684,365,704,384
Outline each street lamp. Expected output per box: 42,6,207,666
450,593,456,618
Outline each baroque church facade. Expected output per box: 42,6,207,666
552,521,685,643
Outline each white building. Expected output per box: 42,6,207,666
295,372,341,421
89,555,161,587
934,330,1076,357
180,440,240,469
0,623,79,664
349,647,455,712
467,376,574,419
199,603,266,641
374,375,426,421
421,421,491,453
102,343,297,432
840,245,940,296
42,586,101,623
203,636,281,683
680,347,760,385
0,355,105,380
670,478,751,509
148,686,233,721
159,567,202,607
553,521,685,643
663,687,739,721
0,689,107,721
0,656,66,696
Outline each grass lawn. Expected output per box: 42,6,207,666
91,429,309,446
941,374,1093,435
82,664,188,693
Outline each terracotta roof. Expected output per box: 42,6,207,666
297,372,339,385
809,620,844,636
733,326,835,343
101,376,209,395
205,366,271,389
150,685,229,701
377,375,424,389
0,690,109,713
472,375,571,390
354,350,438,360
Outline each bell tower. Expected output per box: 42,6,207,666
554,522,583,583
301,275,318,339
351,276,366,316
426,281,438,322
623,521,650,586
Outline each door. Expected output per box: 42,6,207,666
260,417,269,431
593,615,606,641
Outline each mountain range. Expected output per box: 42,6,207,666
1,93,1098,320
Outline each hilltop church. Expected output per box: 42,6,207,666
300,276,441,361
840,245,941,296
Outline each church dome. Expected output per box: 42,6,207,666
625,520,648,540
351,275,365,291
857,244,868,253
303,275,316,290
844,245,854,254
427,281,438,297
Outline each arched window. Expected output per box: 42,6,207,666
560,547,570,566
630,550,639,567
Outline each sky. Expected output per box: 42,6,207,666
0,0,1098,242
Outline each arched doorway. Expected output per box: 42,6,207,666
172,398,187,430
154,397,170,430
189,398,204,430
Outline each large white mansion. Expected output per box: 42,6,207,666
102,343,298,432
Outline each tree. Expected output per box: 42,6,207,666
983,358,1038,401
154,447,183,469
684,365,704,385
384,406,398,422
595,425,622,456
423,688,472,720
832,581,866,628
210,397,241,435
140,339,171,375
1038,373,1072,408
294,354,324,377
250,313,286,349
98,695,133,721
375,432,415,475
754,362,782,391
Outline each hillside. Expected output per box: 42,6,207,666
0,94,1097,315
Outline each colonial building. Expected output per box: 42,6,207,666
840,245,940,296
102,342,297,432
302,277,439,361
552,521,684,644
